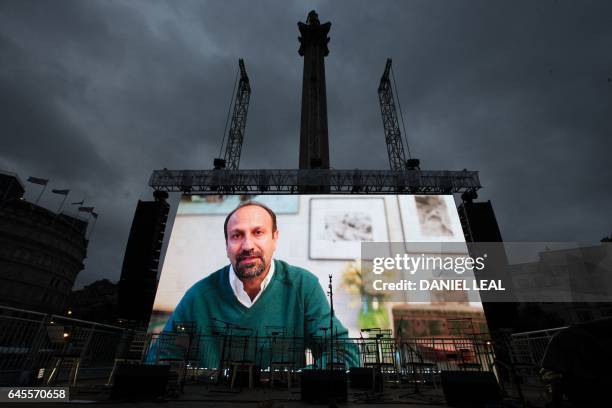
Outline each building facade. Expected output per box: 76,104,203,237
0,171,88,314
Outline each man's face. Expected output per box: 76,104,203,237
226,205,278,280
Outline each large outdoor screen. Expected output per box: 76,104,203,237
149,194,488,337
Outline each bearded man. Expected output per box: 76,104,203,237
147,201,358,369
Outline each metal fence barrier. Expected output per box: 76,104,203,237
1,305,499,389
510,326,567,367
506,326,567,387
143,331,496,380
0,306,143,386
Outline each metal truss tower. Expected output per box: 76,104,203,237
378,58,408,171
215,59,251,170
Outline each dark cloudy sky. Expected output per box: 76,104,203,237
1,0,610,288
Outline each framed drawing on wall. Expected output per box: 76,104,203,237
397,195,467,254
309,197,389,260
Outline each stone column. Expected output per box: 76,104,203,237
298,11,331,170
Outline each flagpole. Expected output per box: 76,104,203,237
56,193,69,213
71,199,85,229
84,210,92,239
34,184,47,205
88,215,98,240
76,204,95,236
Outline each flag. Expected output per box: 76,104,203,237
71,200,84,205
52,189,70,195
78,206,95,213
27,176,48,185
91,212,99,219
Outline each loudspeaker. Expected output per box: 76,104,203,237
110,364,169,400
440,371,501,407
349,367,382,391
301,370,347,403
118,198,169,323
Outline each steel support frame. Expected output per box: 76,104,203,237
149,169,481,195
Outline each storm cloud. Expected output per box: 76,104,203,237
1,0,610,287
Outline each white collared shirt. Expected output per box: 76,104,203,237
228,259,275,308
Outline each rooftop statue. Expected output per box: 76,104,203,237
306,10,320,26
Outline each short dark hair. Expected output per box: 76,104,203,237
224,201,278,240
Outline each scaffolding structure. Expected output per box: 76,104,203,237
149,168,480,194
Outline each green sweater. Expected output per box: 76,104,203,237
147,259,359,368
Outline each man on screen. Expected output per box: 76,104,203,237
147,201,358,369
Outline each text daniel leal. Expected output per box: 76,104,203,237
372,279,506,291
